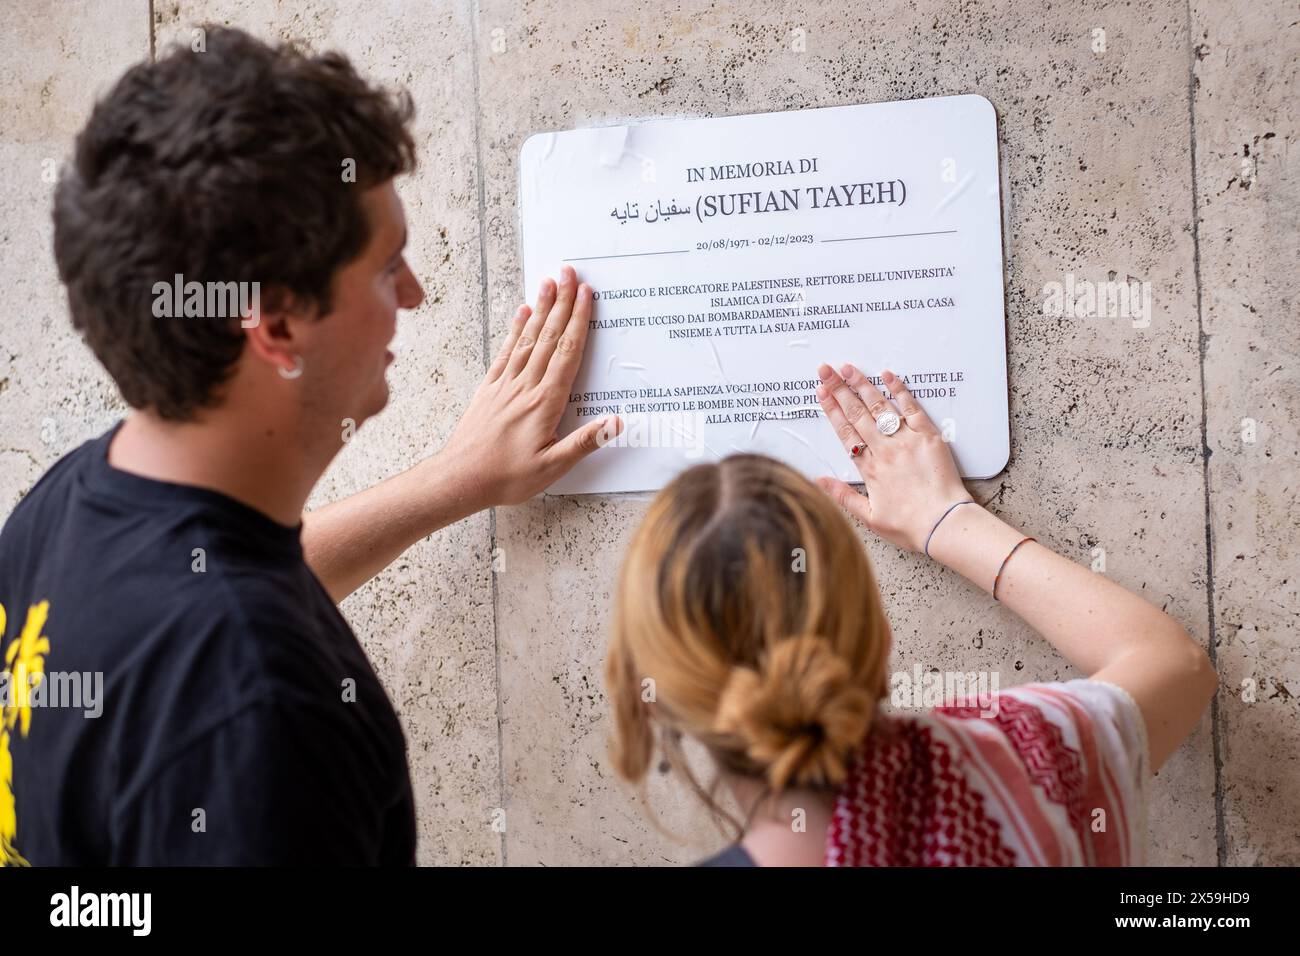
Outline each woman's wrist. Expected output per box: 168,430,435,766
922,498,977,558
925,503,1028,595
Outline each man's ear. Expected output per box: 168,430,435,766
242,287,308,377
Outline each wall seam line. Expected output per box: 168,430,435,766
467,0,507,868
1184,0,1227,868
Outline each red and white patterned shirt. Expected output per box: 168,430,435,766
825,679,1150,866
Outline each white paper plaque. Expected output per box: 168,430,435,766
519,94,1009,494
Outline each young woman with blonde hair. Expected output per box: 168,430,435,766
606,363,1217,866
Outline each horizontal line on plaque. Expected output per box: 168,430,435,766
820,230,958,243
563,249,692,262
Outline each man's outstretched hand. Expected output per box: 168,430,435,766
302,265,618,602
442,264,621,507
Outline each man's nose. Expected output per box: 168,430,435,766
398,261,424,311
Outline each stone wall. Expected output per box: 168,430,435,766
0,0,1294,865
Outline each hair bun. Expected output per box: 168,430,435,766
712,634,875,790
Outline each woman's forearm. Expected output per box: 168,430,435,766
927,503,1193,674
927,501,1216,770
816,362,1215,770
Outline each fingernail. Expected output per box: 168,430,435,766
839,363,854,379
883,369,895,381
817,364,831,381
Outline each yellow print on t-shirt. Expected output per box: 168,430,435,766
0,600,51,867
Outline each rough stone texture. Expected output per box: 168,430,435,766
0,1,146,511
1191,1,1299,866
479,0,1221,866
0,0,1294,866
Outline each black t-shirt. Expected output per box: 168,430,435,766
0,424,415,865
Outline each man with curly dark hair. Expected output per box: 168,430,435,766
0,26,614,865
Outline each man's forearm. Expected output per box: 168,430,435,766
301,452,488,602
301,266,604,603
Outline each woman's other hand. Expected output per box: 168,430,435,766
814,363,971,553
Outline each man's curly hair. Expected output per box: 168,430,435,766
53,26,417,420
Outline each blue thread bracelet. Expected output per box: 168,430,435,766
924,499,975,559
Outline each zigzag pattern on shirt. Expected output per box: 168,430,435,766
825,719,1016,867
937,695,1089,845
